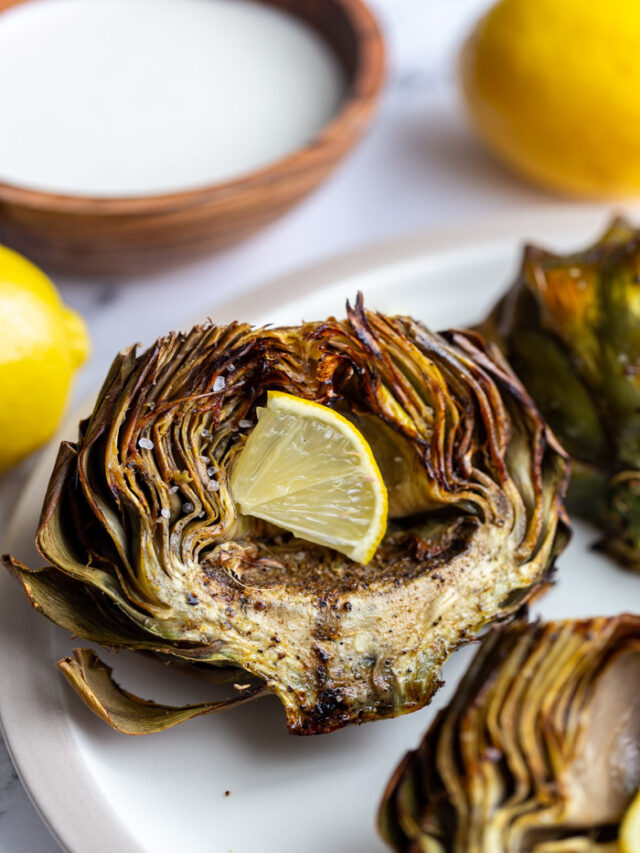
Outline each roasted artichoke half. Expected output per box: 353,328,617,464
481,218,640,569
379,613,640,852
3,298,569,735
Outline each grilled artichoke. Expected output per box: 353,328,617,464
3,298,569,735
481,218,640,569
379,614,640,852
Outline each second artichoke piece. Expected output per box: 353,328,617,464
480,218,640,569
379,614,640,852
3,297,569,735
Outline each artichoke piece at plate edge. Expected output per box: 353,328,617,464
2,296,569,735
379,613,640,852
479,217,640,570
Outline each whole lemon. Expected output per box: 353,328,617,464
620,789,640,853
460,0,640,197
0,246,89,472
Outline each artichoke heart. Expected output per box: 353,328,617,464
3,296,569,735
480,218,640,570
379,614,640,853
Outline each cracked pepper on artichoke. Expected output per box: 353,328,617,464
480,218,640,570
379,614,640,853
3,297,569,735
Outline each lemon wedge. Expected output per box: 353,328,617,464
621,789,640,853
229,391,388,564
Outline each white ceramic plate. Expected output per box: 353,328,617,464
3,209,640,853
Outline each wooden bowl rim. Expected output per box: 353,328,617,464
0,0,385,215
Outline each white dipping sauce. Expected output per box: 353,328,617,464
0,0,346,196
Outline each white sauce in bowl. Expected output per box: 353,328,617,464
0,0,346,196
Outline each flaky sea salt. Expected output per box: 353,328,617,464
207,467,217,478
160,508,170,519
212,376,226,392
168,485,179,494
138,437,154,450
208,481,220,492
183,501,194,513
238,419,252,429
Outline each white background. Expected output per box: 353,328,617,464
0,0,616,848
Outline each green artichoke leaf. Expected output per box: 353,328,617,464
506,329,607,464
3,297,569,735
379,614,640,852
57,649,267,735
2,555,246,675
480,217,640,570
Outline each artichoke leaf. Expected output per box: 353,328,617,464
480,218,640,570
58,648,267,735
2,555,245,673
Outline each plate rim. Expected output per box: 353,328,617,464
0,204,634,853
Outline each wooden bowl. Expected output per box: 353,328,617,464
0,0,384,276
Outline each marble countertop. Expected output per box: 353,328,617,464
0,0,612,849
